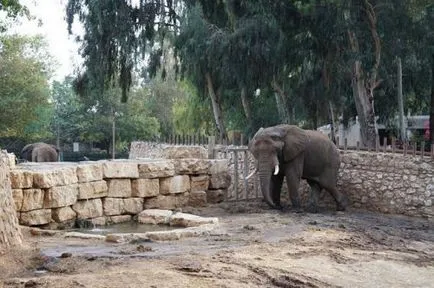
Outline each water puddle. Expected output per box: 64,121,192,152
71,221,176,235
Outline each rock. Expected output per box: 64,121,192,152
138,209,173,225
131,178,159,198
64,232,105,240
173,159,210,175
60,252,72,258
105,234,127,243
123,198,144,214
20,209,52,226
169,212,218,227
159,175,190,195
107,215,132,224
52,206,77,222
103,198,124,216
162,146,207,159
72,199,103,219
21,189,44,211
44,184,78,208
209,159,229,175
29,227,60,236
77,180,108,200
107,179,132,198
208,173,231,189
190,175,209,192
138,160,175,178
76,163,103,182
102,161,139,178
143,193,190,210
12,189,23,211
32,166,78,188
145,224,215,241
188,191,207,207
10,170,33,189
206,189,225,203
89,216,107,226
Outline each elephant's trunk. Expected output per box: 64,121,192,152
258,156,279,208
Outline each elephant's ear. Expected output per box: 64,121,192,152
282,126,308,162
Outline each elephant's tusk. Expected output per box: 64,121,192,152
245,168,257,180
273,164,279,175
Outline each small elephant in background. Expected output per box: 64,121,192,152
20,142,59,162
247,124,347,213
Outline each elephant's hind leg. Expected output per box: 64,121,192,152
324,184,347,211
306,180,321,213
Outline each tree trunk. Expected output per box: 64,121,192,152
0,151,23,250
271,80,291,123
397,57,406,141
240,86,253,130
430,54,434,144
205,72,227,141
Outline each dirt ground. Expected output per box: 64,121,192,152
1,201,433,288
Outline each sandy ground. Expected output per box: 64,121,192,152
1,201,433,288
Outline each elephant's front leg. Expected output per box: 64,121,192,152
270,173,284,208
284,164,302,211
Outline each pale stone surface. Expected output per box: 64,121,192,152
209,173,231,189
209,159,229,175
138,160,175,178
72,199,103,219
190,175,209,192
103,198,124,216
102,161,139,178
32,167,78,188
12,189,23,211
52,206,77,222
65,232,105,240
131,178,159,198
162,146,207,159
76,163,103,182
188,191,207,207
10,170,33,189
138,209,173,225
146,224,216,241
143,193,189,210
206,189,225,203
107,179,132,198
169,213,218,227
174,159,210,175
20,209,52,226
78,180,108,199
160,175,190,195
123,198,144,214
44,184,78,208
8,153,16,170
107,215,132,224
89,216,107,226
21,189,44,212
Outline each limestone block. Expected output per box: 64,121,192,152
131,179,159,198
10,170,33,189
78,180,108,199
12,189,23,211
107,179,132,198
102,161,139,178
89,216,107,226
20,209,52,226
33,167,78,188
52,206,77,222
162,146,207,159
123,198,144,214
160,175,190,195
107,215,132,224
44,184,78,208
138,209,173,225
209,159,229,175
209,173,231,189
206,189,225,203
144,193,189,210
21,188,45,212
76,163,103,182
72,199,104,219
188,191,207,207
169,212,218,227
174,159,210,175
138,160,175,178
190,175,209,192
103,198,124,216
8,153,16,169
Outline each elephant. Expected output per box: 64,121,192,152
20,142,59,162
247,124,347,213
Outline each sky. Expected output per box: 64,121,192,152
12,0,83,81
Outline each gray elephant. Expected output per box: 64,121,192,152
247,124,347,213
20,142,59,162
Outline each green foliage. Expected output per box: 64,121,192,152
0,34,54,140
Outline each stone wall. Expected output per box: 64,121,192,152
10,158,229,228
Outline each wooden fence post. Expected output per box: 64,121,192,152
421,141,425,158
234,150,239,201
243,150,249,200
375,136,380,152
344,138,348,151
391,137,396,154
356,141,360,151
208,136,216,159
